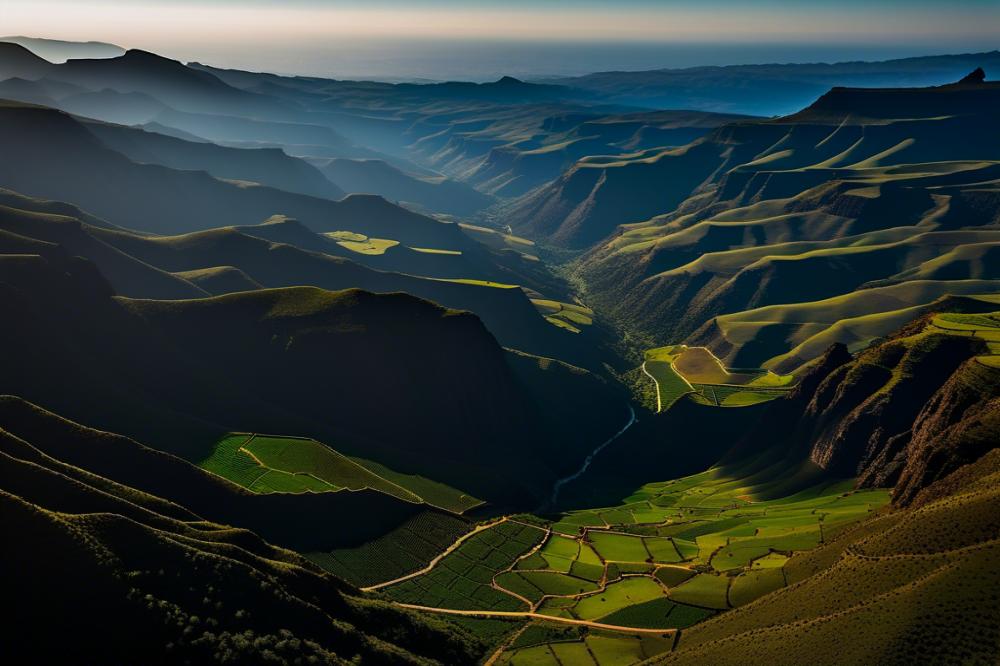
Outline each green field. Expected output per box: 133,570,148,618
409,246,462,255
642,346,694,412
197,433,424,501
326,230,400,255
644,345,795,409
533,299,595,333
307,510,471,587
517,466,889,641
372,466,881,639
383,521,547,611
497,630,673,666
930,312,1000,366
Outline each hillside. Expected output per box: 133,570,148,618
566,78,1000,365
649,447,1000,665
0,252,625,506
0,100,463,243
86,120,345,200
315,157,494,216
0,189,607,367
0,396,483,664
0,35,124,62
3,34,1000,665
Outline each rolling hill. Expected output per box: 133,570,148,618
563,77,1000,369
3,36,1000,665
0,189,608,368
315,157,494,216
0,395,484,664
0,250,626,506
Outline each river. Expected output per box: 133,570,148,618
547,404,637,508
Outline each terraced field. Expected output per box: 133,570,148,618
326,230,400,255
642,346,694,412
197,433,482,513
374,468,888,666
533,299,596,333
307,511,472,587
643,345,794,411
930,311,1000,361
198,433,423,500
383,520,548,611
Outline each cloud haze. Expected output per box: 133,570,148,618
3,1,997,79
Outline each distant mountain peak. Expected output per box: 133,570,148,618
958,67,986,84
495,75,524,85
120,48,175,64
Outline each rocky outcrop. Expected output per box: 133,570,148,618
890,359,1000,505
720,317,998,504
806,332,982,480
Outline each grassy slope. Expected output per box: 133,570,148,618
0,190,611,370
0,397,484,664
650,449,1000,665
570,84,1000,372
0,253,624,507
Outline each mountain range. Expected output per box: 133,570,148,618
0,36,997,665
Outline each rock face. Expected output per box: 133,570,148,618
723,315,1000,503
806,332,982,481
891,359,1000,505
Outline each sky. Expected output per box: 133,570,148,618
3,1,998,80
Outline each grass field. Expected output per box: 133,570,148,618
197,433,424,501
458,222,538,258
409,246,462,255
643,346,694,412
643,345,794,411
497,629,673,666
307,511,471,587
533,299,595,333
197,433,484,513
326,230,400,255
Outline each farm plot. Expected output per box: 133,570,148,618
197,433,421,501
383,521,546,611
931,312,1000,365
537,465,890,634
326,230,399,255
643,344,795,410
532,299,595,333
573,577,668,620
307,510,471,587
642,346,694,412
498,631,672,666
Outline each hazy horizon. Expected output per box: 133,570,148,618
3,0,998,80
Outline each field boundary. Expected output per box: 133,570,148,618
361,517,512,591
394,603,679,635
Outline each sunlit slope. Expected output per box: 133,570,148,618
650,449,1000,666
0,396,484,664
0,188,608,369
569,80,1000,369
0,254,625,506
